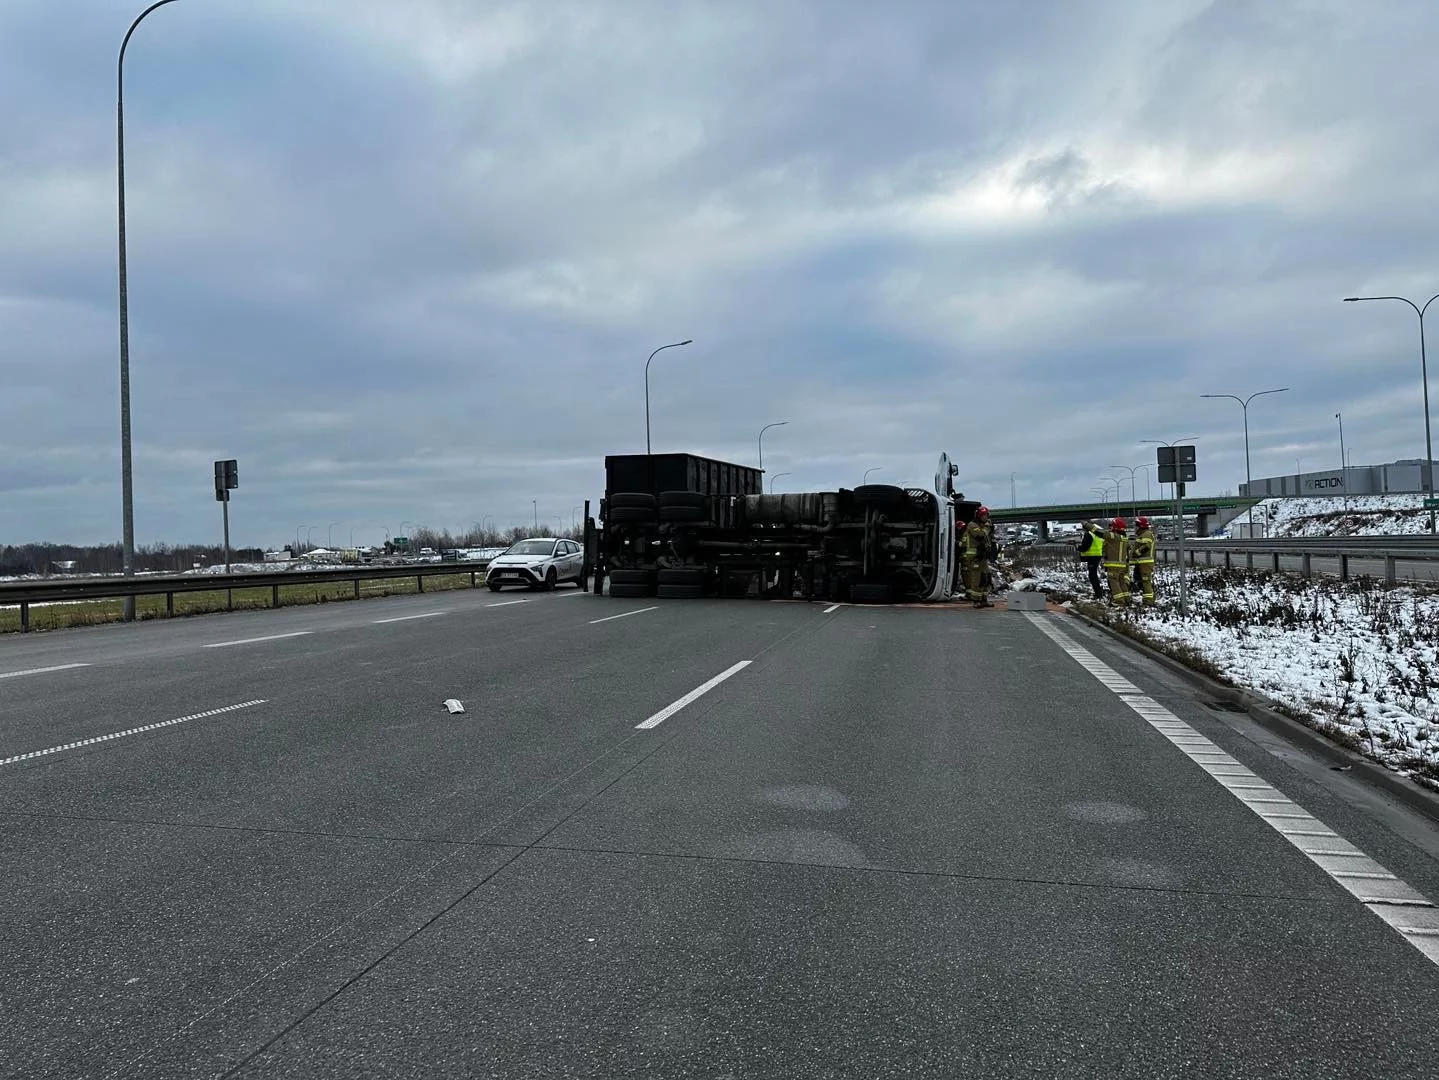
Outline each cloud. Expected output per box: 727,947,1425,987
2,0,1438,546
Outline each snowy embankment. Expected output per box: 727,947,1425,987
1010,550,1439,789
1249,493,1432,538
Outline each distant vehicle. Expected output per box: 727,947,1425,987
486,538,584,591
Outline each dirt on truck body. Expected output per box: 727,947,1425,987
587,452,980,603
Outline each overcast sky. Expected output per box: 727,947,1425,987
4,0,1438,547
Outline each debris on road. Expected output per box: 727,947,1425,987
443,698,465,714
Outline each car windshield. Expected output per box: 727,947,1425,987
505,540,555,556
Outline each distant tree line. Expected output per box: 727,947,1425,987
0,543,265,577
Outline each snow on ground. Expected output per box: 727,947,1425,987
1009,548,1439,788
1249,493,1433,538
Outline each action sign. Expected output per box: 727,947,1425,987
1156,445,1197,485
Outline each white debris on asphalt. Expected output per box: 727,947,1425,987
443,699,466,715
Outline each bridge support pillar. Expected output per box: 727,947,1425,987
1038,520,1051,541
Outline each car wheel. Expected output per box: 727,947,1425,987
657,584,705,599
487,582,503,592
544,568,557,591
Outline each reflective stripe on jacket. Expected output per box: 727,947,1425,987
1131,531,1156,564
961,522,992,559
1102,533,1128,566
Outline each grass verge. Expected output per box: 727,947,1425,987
0,573,485,634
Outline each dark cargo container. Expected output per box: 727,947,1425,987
604,453,762,498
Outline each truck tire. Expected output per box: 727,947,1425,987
849,582,891,604
609,492,658,510
608,583,651,598
658,505,706,523
852,484,908,511
608,569,653,586
657,568,705,587
606,506,655,524
657,491,706,510
657,584,705,599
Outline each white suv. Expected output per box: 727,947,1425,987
485,538,584,591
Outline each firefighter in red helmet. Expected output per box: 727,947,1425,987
1083,517,1130,605
960,506,995,607
1131,516,1157,605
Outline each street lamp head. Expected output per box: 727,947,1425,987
1343,297,1360,302
679,339,693,345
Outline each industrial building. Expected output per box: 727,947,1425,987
1241,459,1433,498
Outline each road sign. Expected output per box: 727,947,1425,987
1425,499,1439,510
394,536,409,545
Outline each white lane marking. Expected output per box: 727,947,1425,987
0,700,267,767
636,661,752,730
203,631,313,649
1026,613,1439,967
823,604,841,614
372,612,446,624
487,599,531,608
589,606,658,625
0,663,91,680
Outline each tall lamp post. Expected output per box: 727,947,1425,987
295,523,313,555
1336,412,1349,511
769,472,791,493
1344,293,1439,533
327,521,342,548
862,467,882,485
1096,477,1121,515
1200,388,1288,535
117,0,184,620
1090,486,1110,511
758,421,788,471
1107,465,1143,521
644,339,693,454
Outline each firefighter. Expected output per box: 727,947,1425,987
961,506,995,607
1131,516,1157,606
1083,517,1130,605
1076,521,1105,600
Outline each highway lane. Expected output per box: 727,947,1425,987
1169,549,1439,582
3,596,1439,1078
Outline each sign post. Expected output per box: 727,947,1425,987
214,459,239,572
1157,446,1197,616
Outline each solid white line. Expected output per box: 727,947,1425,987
203,631,312,649
0,663,91,680
1026,613,1439,968
823,604,841,614
636,661,752,730
0,699,267,767
487,599,531,608
372,612,446,624
589,606,658,625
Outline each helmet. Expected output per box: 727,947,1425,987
1111,517,1126,531
1136,516,1150,529
976,505,990,518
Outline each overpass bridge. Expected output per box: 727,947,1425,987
986,496,1260,539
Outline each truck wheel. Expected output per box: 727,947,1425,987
609,583,651,598
852,484,908,511
609,492,658,510
657,584,705,599
849,582,891,604
658,505,706,522
606,507,655,524
608,569,653,586
657,491,706,510
657,568,705,587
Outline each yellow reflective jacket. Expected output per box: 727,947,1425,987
1078,529,1104,558
1131,529,1156,564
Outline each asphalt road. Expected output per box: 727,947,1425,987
4,586,1439,1078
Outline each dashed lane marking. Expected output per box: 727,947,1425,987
372,612,446,624
0,700,268,767
823,604,841,614
636,661,752,730
203,632,313,649
486,599,531,608
1026,612,1439,967
0,663,91,680
589,606,658,625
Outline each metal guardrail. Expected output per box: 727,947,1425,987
0,561,493,633
1156,541,1439,585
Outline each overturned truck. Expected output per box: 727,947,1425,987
587,451,981,603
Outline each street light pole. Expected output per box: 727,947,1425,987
533,500,538,532
644,339,694,454
1107,465,1142,521
117,0,183,620
1344,294,1439,532
862,467,881,485
1200,388,1289,536
1336,412,1348,510
758,420,789,472
769,472,790,493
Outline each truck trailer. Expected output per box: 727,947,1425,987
587,452,981,603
